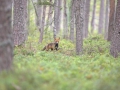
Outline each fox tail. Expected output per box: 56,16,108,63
42,46,46,51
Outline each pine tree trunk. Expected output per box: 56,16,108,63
57,0,62,32
104,0,109,39
110,0,120,58
107,0,115,41
63,0,68,39
0,0,13,71
84,0,91,38
83,0,86,38
39,6,46,43
36,1,43,28
46,0,53,29
91,0,96,33
13,0,28,46
70,0,75,42
98,0,105,34
75,0,84,55
54,0,61,38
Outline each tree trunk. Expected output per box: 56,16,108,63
83,0,86,38
91,0,96,33
98,0,105,34
0,0,13,71
104,0,109,39
28,0,30,31
110,0,120,58
46,0,53,29
36,0,43,28
13,0,28,46
63,0,68,39
83,0,91,38
39,6,46,43
54,0,61,39
57,0,62,32
75,0,84,55
70,0,75,42
107,0,116,41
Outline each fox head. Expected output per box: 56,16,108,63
54,37,60,44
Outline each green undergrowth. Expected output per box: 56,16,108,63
0,35,120,90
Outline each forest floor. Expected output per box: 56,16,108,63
0,35,120,90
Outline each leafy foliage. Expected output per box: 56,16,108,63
0,34,120,90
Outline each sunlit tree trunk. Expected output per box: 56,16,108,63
75,0,84,55
0,0,13,71
83,0,91,38
91,0,96,33
110,0,120,58
83,0,86,38
98,0,105,34
46,0,53,29
54,0,61,39
104,0,109,39
36,0,43,28
107,0,116,41
70,0,75,42
57,0,62,32
63,0,68,39
39,6,46,43
13,0,28,46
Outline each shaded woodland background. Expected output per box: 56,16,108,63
0,0,120,90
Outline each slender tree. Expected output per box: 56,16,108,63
104,0,109,39
74,0,84,55
0,0,13,71
54,0,61,39
107,0,116,41
39,6,46,43
110,0,120,58
13,0,28,46
83,0,91,38
46,0,53,29
36,0,43,28
63,0,68,39
98,0,105,34
57,0,62,31
70,0,75,42
91,0,96,33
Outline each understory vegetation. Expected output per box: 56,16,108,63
0,34,120,90
0,3,120,90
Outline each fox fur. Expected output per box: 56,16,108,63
42,37,60,51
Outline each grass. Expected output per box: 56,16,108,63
0,34,120,90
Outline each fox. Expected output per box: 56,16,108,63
42,37,60,51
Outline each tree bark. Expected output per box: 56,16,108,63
83,0,91,38
70,0,75,42
104,0,109,39
57,0,62,32
110,0,120,58
91,0,96,33
39,6,46,43
75,0,84,55
107,0,116,41
36,0,43,28
46,0,53,30
13,0,28,46
63,0,68,39
98,0,105,34
54,0,61,39
0,0,13,71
